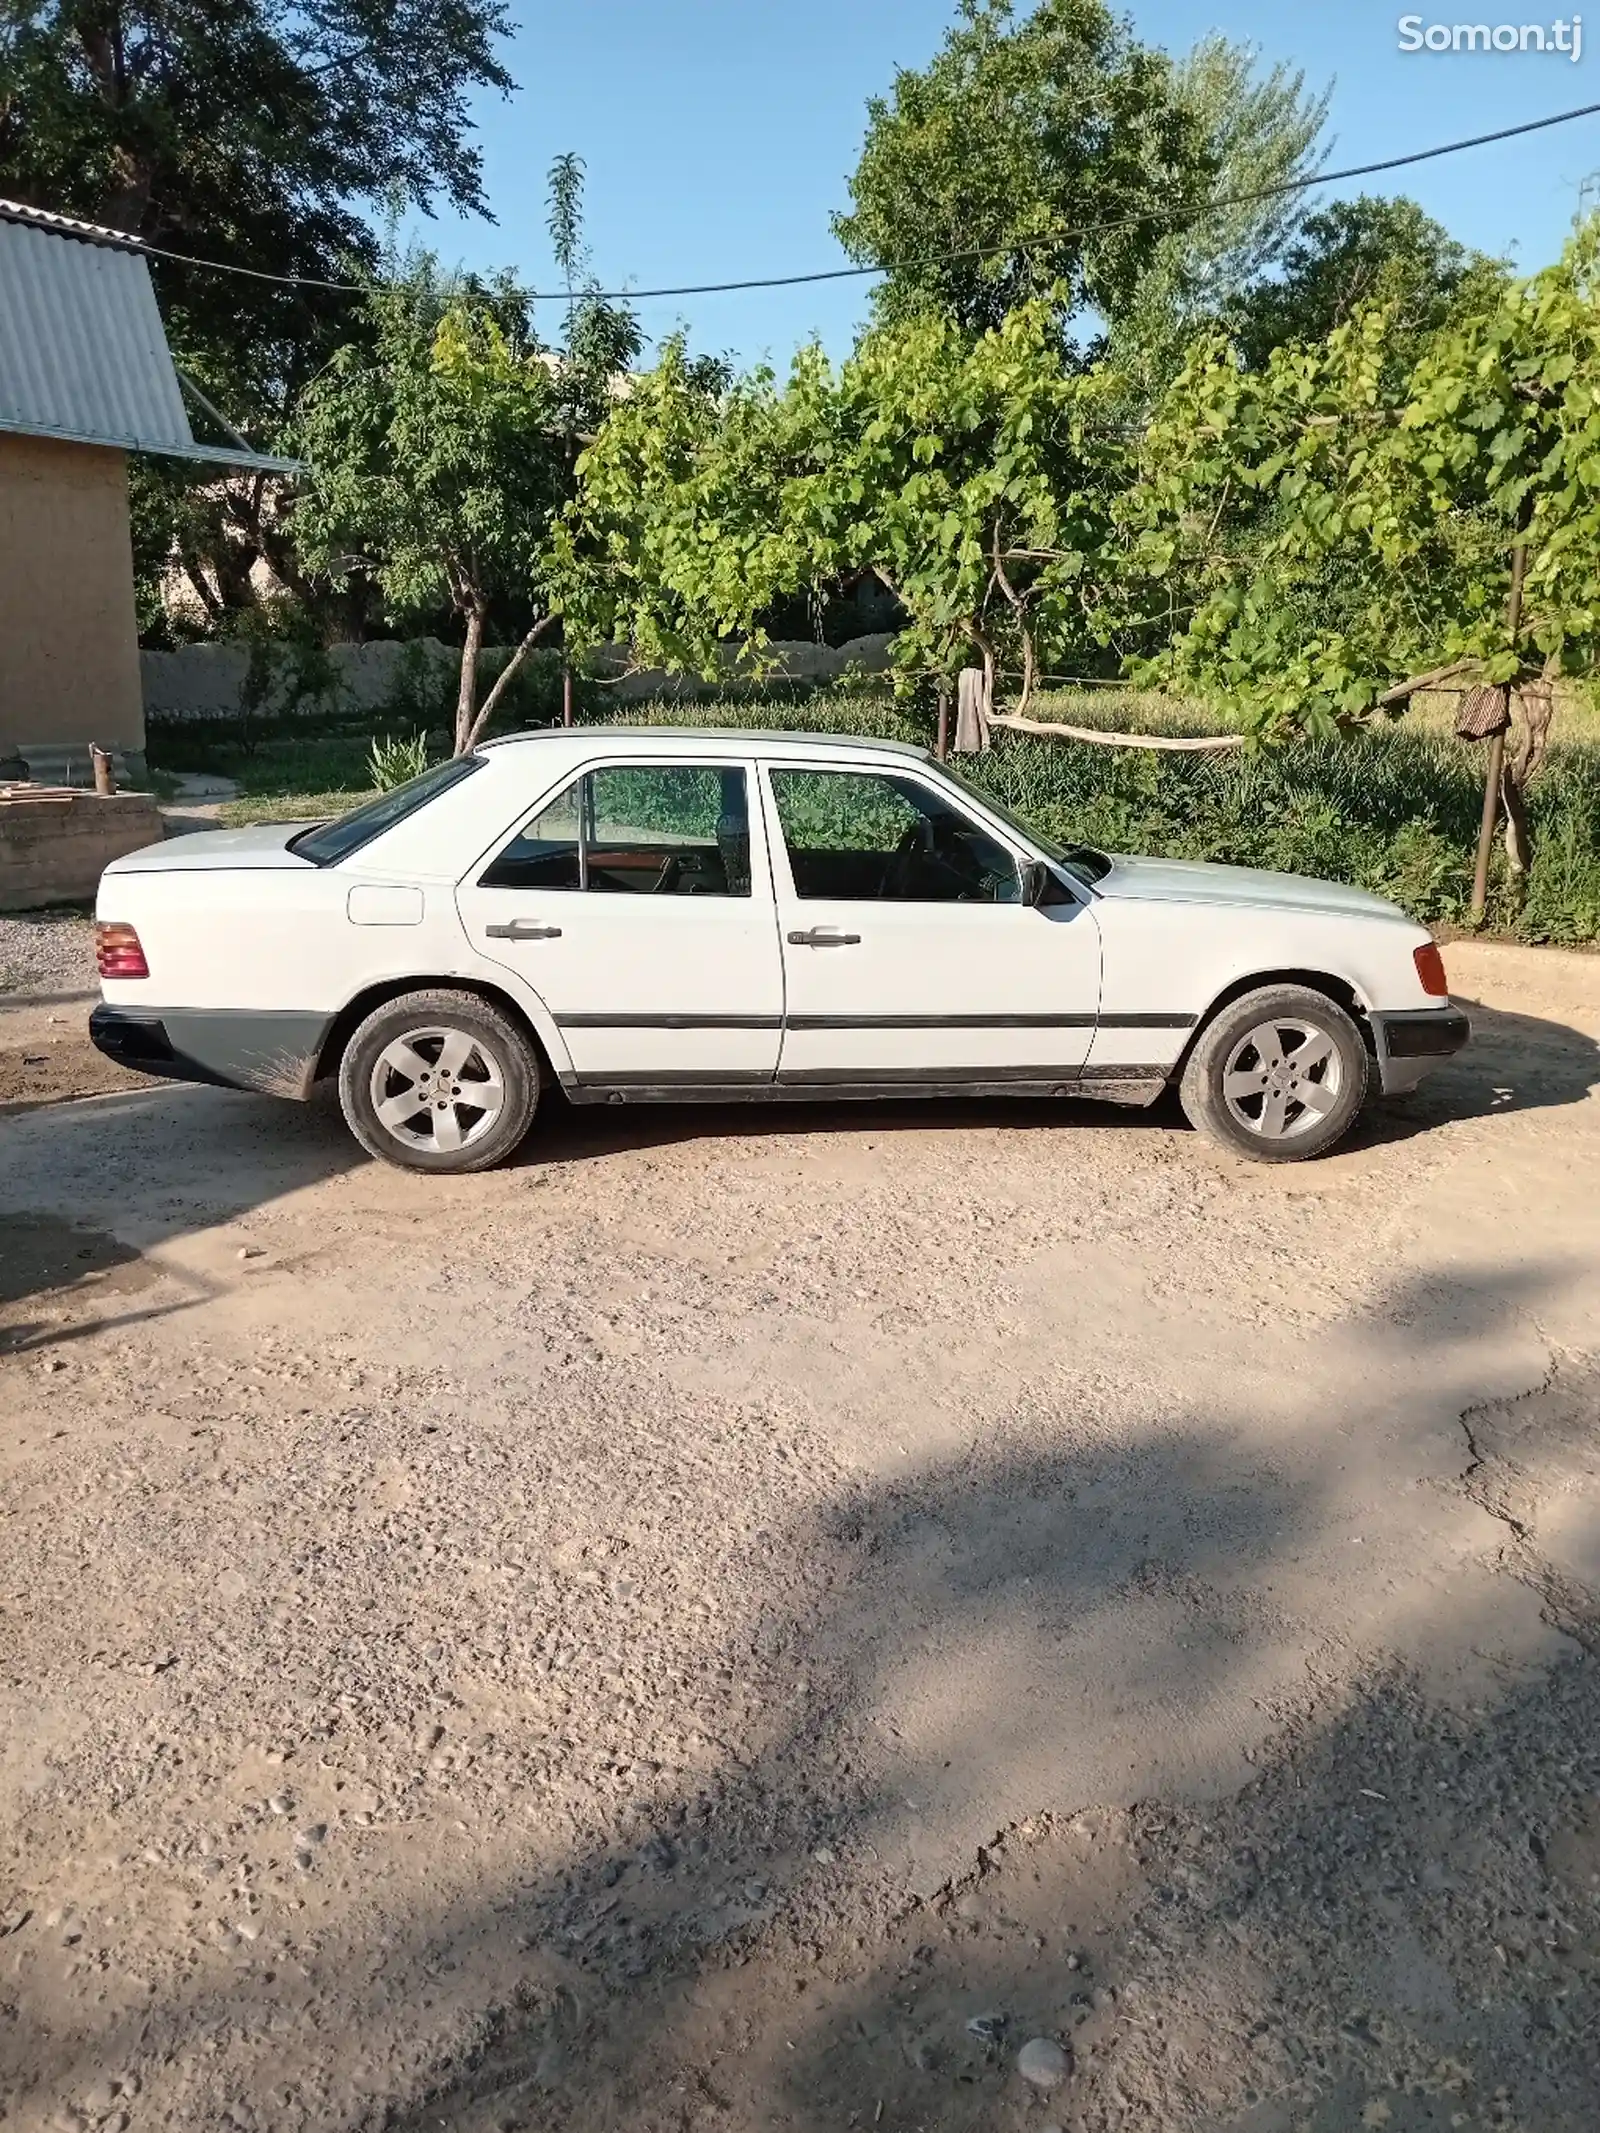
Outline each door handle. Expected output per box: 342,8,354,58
787,926,861,947
485,920,563,941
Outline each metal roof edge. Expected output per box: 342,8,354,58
170,440,306,476
0,196,146,252
0,415,302,473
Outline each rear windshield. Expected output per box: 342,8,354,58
287,755,483,867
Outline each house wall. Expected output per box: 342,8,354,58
0,432,146,778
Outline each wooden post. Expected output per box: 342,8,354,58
1469,538,1527,925
935,685,950,763
562,662,573,729
89,745,115,796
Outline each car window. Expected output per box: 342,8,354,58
936,760,1112,887
288,755,482,867
479,765,752,897
479,779,584,889
768,768,1020,904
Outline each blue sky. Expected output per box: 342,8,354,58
407,0,1600,366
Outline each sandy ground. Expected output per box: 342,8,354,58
1,939,1599,2133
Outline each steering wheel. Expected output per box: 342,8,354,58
883,817,934,898
648,853,682,894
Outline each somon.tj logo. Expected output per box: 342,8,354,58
1398,14,1583,55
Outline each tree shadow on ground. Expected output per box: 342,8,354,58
13,1254,1597,2132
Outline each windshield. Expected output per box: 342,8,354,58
936,760,1112,886
287,755,483,867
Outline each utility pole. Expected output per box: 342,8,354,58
1469,537,1527,925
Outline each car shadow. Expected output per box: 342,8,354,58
523,996,1598,1169
0,1082,362,1331
522,1087,1175,1168
1349,995,1600,1151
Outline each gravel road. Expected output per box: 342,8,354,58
1,940,1598,2133
0,912,96,998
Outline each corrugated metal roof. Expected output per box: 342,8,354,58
0,199,299,472
0,197,146,251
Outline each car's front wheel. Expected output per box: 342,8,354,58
1179,983,1369,1163
338,988,539,1173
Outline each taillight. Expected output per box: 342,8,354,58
1413,941,1448,998
95,921,149,980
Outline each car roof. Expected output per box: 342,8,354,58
477,725,933,763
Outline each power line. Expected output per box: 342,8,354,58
130,97,1600,302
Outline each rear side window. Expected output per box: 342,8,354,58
288,756,483,867
481,766,752,896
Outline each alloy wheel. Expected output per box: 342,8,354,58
368,1025,507,1156
1221,1017,1344,1141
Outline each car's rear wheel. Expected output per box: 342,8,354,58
338,988,538,1173
1179,983,1369,1163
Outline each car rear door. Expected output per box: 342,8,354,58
760,758,1102,1090
456,756,784,1092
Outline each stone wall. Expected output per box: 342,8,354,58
140,633,898,724
590,633,896,704
140,638,459,724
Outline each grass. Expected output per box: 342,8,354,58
223,788,370,825
153,681,1600,944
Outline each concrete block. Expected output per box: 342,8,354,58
0,787,164,910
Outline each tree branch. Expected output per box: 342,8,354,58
989,711,1245,752
1373,657,1478,707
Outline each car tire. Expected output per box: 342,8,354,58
337,988,539,1174
1179,983,1369,1164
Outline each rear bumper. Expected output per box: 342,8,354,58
1370,1005,1470,1093
90,1005,330,1100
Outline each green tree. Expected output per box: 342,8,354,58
292,200,638,755
1121,220,1600,878
1221,195,1505,372
1,0,515,631
560,298,1135,708
832,0,1214,335
0,0,513,398
1106,35,1329,386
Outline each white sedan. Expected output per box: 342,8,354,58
92,728,1468,1171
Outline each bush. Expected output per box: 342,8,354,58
367,730,431,791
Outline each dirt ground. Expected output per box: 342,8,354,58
2,939,1599,2133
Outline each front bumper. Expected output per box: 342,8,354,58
90,1005,330,1100
1370,1005,1470,1094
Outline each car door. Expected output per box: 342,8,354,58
456,757,784,1091
761,759,1102,1088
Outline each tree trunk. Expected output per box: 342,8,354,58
1500,667,1556,887
453,604,488,756
1501,767,1532,883
458,616,558,755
